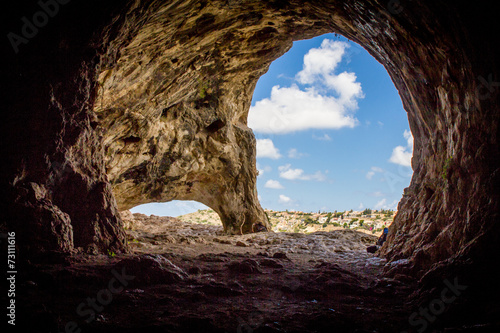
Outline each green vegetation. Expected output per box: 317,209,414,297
198,79,210,99
441,156,453,181
179,208,396,234
334,211,344,218
304,217,315,225
326,212,333,223
265,210,271,224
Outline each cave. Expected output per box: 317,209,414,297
3,0,499,332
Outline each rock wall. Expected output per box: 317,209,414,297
4,0,499,284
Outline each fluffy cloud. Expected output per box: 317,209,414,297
265,179,284,189
256,139,281,159
248,39,363,134
366,166,384,180
375,198,399,210
256,163,272,177
374,199,387,209
296,40,346,84
389,130,413,167
288,148,306,159
279,194,293,204
278,164,327,181
312,134,332,141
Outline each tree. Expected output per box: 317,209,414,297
326,212,333,223
304,217,315,225
362,208,372,216
359,220,364,226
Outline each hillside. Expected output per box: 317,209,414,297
178,208,395,236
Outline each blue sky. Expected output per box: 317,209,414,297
132,34,413,216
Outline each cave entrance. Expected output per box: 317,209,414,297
119,33,413,237
127,200,224,232
248,33,413,234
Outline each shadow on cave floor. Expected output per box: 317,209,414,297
18,214,423,333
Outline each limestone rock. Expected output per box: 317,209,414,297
117,254,188,284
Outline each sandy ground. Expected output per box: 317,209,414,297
16,214,419,333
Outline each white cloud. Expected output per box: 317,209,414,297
374,198,387,210
248,39,363,134
358,202,365,210
248,85,358,134
296,40,346,85
390,147,412,167
265,179,284,189
279,194,293,204
256,139,281,159
389,130,413,167
312,134,332,141
278,164,327,181
366,171,376,180
375,198,399,210
288,148,306,159
389,199,399,210
279,164,306,180
297,39,364,108
366,166,384,179
257,163,272,177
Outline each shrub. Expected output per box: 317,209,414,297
362,208,372,215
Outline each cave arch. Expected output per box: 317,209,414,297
5,0,499,288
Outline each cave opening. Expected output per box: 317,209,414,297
126,32,413,239
112,31,419,331
249,33,414,227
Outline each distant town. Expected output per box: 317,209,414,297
178,208,396,235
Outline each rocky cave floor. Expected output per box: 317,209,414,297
18,214,471,333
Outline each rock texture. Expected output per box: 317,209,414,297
3,0,499,299
19,217,417,333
